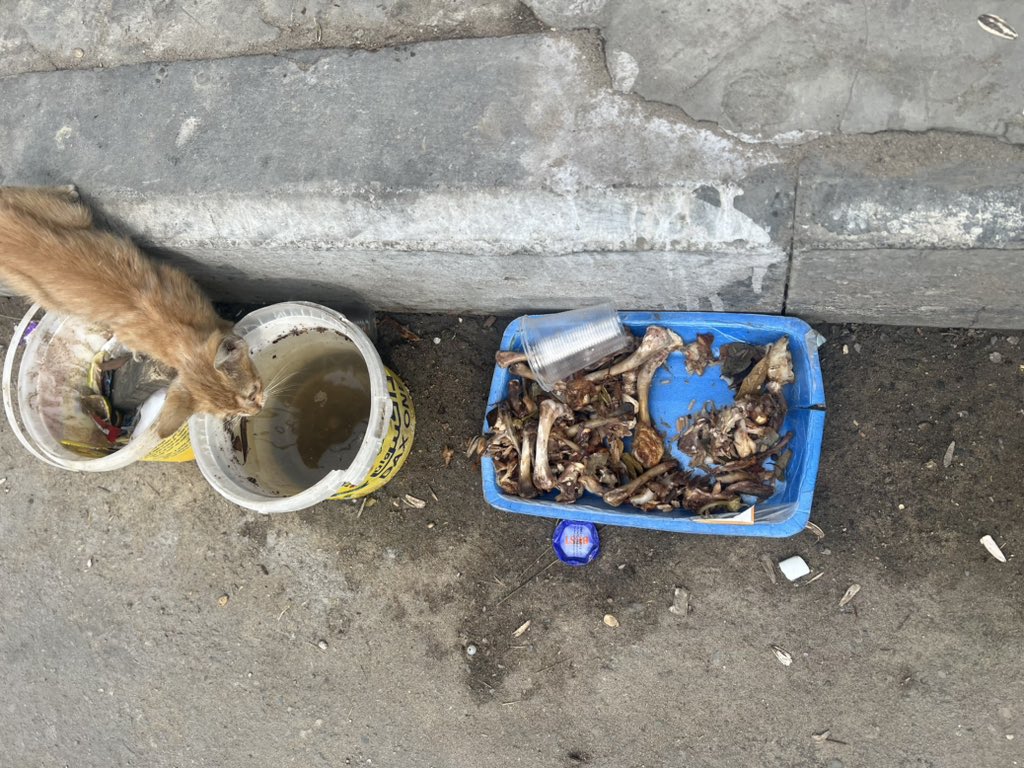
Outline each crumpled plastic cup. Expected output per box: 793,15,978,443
520,304,631,391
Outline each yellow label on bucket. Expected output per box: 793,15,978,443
141,423,195,463
330,368,415,500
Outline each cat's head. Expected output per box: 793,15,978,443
155,331,265,438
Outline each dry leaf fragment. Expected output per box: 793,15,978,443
483,316,497,329
943,441,955,468
381,316,422,342
978,13,1018,40
217,594,230,607
513,620,531,638
603,614,620,628
760,553,778,585
771,645,793,666
980,534,1007,563
403,494,427,509
839,583,861,607
442,446,454,467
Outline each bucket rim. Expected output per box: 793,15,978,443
2,304,164,471
189,301,392,513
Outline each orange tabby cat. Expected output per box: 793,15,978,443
0,185,264,437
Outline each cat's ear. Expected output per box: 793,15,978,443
214,334,247,372
156,386,195,439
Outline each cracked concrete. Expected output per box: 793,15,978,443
0,32,793,314
526,0,1024,144
1,5,1023,324
0,0,541,77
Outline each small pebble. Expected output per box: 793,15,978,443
842,344,849,355
1008,336,1020,346
86,557,93,568
317,639,328,650
217,594,230,607
898,503,905,510
990,352,1003,364
72,48,84,59
853,343,862,354
427,522,435,529
465,643,477,657
432,337,441,345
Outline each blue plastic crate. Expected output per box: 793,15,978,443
481,312,826,537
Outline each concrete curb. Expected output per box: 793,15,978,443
1,32,1022,325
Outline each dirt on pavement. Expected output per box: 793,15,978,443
0,299,1021,767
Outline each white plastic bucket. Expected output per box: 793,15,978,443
1,304,194,471
189,302,415,513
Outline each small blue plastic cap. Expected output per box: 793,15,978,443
552,521,600,566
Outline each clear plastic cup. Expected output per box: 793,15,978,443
520,304,631,391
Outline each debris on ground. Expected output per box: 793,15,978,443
603,614,620,628
805,521,825,540
989,352,1003,364
483,316,497,329
977,13,1018,39
668,586,691,616
442,446,454,467
403,494,427,509
943,441,956,468
317,639,329,650
474,326,794,516
380,316,422,342
512,620,531,637
770,645,793,666
778,555,810,582
217,594,230,607
839,583,861,607
980,535,1007,563
465,643,478,657
760,553,778,584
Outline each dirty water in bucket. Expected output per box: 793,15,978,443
237,328,371,496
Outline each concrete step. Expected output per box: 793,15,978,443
1,31,1022,324
0,32,792,313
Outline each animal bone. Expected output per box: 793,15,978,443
765,336,794,385
585,326,683,381
683,333,715,375
633,348,671,468
509,363,536,381
533,399,574,491
517,424,538,499
604,461,676,507
496,350,529,368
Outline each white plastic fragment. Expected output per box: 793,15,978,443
778,555,811,581
980,535,1007,563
